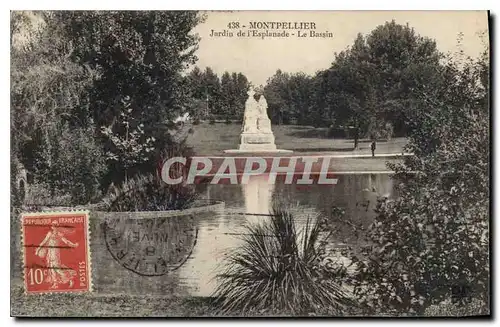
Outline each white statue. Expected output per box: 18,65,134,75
256,94,272,134
242,88,259,133
242,88,274,134
257,95,268,116
225,83,292,153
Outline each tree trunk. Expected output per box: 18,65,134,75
354,127,360,150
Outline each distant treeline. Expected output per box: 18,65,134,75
184,67,250,120
190,21,488,149
264,21,446,143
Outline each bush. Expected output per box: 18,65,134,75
192,118,201,125
23,182,72,207
103,173,203,212
212,203,355,315
209,116,216,125
327,126,346,138
33,125,107,205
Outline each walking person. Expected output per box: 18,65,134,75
371,140,376,157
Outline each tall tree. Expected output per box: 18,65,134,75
264,70,315,126
11,11,106,202
349,40,489,314
202,67,221,116
318,22,442,147
309,70,334,128
185,66,208,119
232,72,250,119
54,11,203,184
366,20,442,136
287,73,315,125
327,33,377,149
220,71,233,117
187,66,206,99
185,67,249,120
264,70,290,125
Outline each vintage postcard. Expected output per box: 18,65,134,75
10,10,490,317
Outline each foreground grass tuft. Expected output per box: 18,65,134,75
212,203,356,315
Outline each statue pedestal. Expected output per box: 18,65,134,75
239,133,276,151
226,132,292,153
225,132,291,153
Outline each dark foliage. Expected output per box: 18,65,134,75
104,173,204,212
213,203,355,315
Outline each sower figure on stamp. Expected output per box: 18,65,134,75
35,220,78,289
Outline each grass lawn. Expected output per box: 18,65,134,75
10,285,218,317
12,285,486,317
186,123,408,156
10,285,341,317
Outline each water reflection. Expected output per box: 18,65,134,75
242,174,274,223
177,173,394,296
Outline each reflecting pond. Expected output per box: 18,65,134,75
177,173,395,296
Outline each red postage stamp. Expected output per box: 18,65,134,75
21,211,91,294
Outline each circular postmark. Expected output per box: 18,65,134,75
103,214,198,277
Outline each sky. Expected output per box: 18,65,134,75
192,11,489,86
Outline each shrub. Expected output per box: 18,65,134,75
103,173,203,212
327,126,346,138
209,116,216,125
100,98,155,183
212,203,355,315
62,127,107,204
23,182,72,208
33,125,107,205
